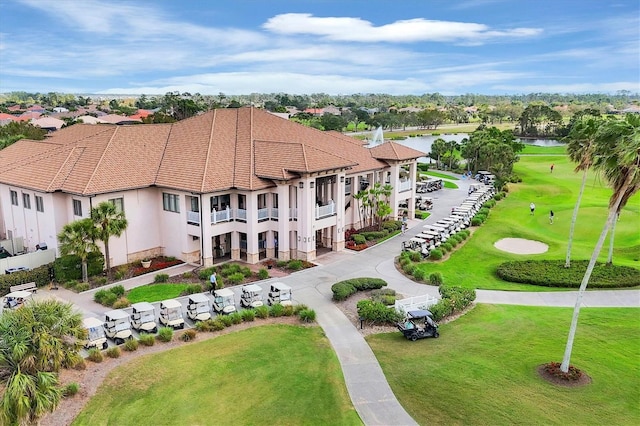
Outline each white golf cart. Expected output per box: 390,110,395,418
159,299,185,329
240,284,264,308
130,302,158,333
1,290,32,310
212,288,236,314
186,293,212,321
82,317,108,350
401,237,430,258
103,309,133,345
267,282,292,306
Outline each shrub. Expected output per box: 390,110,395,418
156,327,174,342
219,315,233,327
106,346,121,358
276,260,288,268
478,207,490,216
439,286,477,311
63,382,80,397
429,249,443,260
93,289,109,304
352,234,367,245
412,268,426,281
298,308,316,323
351,277,387,291
110,285,125,297
282,304,295,316
440,242,452,252
199,267,216,280
484,199,496,208
496,260,640,288
53,251,104,283
72,359,87,371
270,303,285,317
241,309,256,322
331,281,356,301
112,297,131,309
87,348,103,363
211,318,226,331
409,251,422,262
181,329,197,342
475,213,487,223
64,280,79,290
75,282,90,292
182,271,195,279
101,292,118,307
241,267,252,278
399,256,411,267
195,320,211,332
257,268,269,280
114,267,127,280
357,300,402,325
123,338,139,351
382,220,402,232
138,334,155,346
287,259,304,271
494,193,503,201
429,272,444,286
94,277,108,286
293,304,308,314
180,283,203,296
370,288,396,302
154,273,169,283
226,272,245,285
255,305,270,319
471,217,483,226
429,299,453,321
228,312,243,325
360,231,387,240
402,262,416,275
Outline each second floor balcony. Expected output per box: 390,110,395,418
398,179,412,192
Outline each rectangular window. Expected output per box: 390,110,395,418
109,197,124,213
162,193,180,213
22,193,31,209
257,193,267,209
73,199,82,216
188,196,199,212
10,190,18,206
35,196,44,212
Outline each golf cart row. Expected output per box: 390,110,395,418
81,282,293,349
416,178,443,193
1,290,32,311
474,170,496,186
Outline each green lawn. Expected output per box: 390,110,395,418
423,171,460,180
367,304,640,426
521,145,567,155
415,151,640,291
73,325,361,426
126,283,194,303
443,180,458,189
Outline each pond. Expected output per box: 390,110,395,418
393,133,564,162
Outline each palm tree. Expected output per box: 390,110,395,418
352,190,367,229
57,218,99,282
560,114,640,373
0,300,85,425
564,115,602,268
91,201,128,278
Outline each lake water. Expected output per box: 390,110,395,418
393,133,563,162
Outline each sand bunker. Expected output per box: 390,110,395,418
494,238,549,254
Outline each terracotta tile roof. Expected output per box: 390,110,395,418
0,113,17,121
0,107,397,195
31,117,65,130
370,141,426,161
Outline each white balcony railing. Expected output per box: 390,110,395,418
345,183,352,195
236,208,247,222
257,207,270,221
316,201,336,219
398,179,412,192
211,207,232,224
187,210,200,225
289,207,297,220
271,207,279,219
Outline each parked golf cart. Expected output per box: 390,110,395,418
1,290,32,310
416,196,433,210
159,299,184,329
397,310,439,341
130,301,158,333
267,282,292,306
401,237,430,258
212,288,236,314
103,309,133,345
240,284,264,308
82,317,108,350
187,293,212,321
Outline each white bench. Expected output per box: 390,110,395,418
10,282,37,293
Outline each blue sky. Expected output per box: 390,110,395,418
0,0,638,95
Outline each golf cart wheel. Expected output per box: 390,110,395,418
102,342,108,350
115,338,124,345
152,327,158,334
410,334,418,342
179,323,185,330
434,332,440,338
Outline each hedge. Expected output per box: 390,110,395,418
496,260,640,288
0,264,50,296
53,251,104,282
428,286,477,321
331,277,387,301
357,299,403,325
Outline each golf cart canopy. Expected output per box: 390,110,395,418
410,237,426,244
242,284,262,294
105,309,129,321
189,293,210,304
214,288,234,298
83,317,104,329
4,290,32,299
161,299,182,309
408,310,434,319
270,282,291,292
131,302,155,313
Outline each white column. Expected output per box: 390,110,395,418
202,195,213,266
408,161,417,220
389,163,401,220
245,192,259,263
297,178,316,261
333,175,345,251
276,184,290,260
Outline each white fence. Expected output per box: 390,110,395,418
394,294,439,315
0,249,56,275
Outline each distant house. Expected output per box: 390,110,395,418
27,105,46,113
7,105,22,112
53,107,69,113
75,115,111,124
0,113,18,126
17,112,42,121
322,106,342,116
31,117,65,132
0,107,424,268
98,114,142,125
303,108,325,116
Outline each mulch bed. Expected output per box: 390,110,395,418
536,363,592,387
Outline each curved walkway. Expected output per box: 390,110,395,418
37,172,640,426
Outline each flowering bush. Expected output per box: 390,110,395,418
131,257,183,277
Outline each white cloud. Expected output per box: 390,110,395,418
262,13,542,43
493,82,640,94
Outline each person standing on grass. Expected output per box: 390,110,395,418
210,271,217,289
530,202,536,215
550,163,554,173
549,210,554,224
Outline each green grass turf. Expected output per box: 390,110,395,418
443,181,458,189
73,325,361,426
423,171,460,180
521,145,567,155
126,283,193,303
415,152,640,291
367,304,640,426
